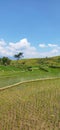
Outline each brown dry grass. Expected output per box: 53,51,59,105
0,78,60,130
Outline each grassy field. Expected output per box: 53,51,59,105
0,67,60,88
0,56,60,129
0,56,60,88
0,78,60,130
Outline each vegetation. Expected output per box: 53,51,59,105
0,55,60,129
12,55,60,69
0,57,11,65
14,52,23,60
0,55,60,88
0,78,60,130
0,55,60,68
0,66,60,88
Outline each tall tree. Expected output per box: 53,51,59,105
14,52,23,60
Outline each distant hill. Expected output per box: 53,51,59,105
0,56,60,72
11,55,60,67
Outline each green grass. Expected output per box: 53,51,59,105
11,56,60,67
0,78,60,130
0,67,60,88
0,65,21,71
0,56,60,88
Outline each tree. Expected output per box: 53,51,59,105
14,52,23,60
0,58,2,64
2,57,11,66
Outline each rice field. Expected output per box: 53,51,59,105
0,67,60,88
0,78,60,130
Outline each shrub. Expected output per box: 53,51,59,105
27,66,32,71
39,66,48,72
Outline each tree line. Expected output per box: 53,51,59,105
0,52,23,66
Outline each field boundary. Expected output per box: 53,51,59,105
0,77,60,91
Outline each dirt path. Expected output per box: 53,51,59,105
0,77,60,91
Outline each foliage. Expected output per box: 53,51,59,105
39,66,48,72
27,66,32,71
49,65,60,68
14,52,23,60
0,57,11,66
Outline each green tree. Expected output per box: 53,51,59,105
0,58,2,64
14,52,23,60
2,57,11,66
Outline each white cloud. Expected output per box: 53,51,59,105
39,43,47,48
0,38,38,58
9,38,30,50
51,49,59,53
39,43,58,48
48,43,58,47
38,42,60,57
0,38,60,58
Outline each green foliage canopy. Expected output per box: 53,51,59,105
14,52,23,60
0,57,11,65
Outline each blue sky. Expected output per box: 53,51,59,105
0,0,60,58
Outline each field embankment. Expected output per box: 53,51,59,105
0,66,60,88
